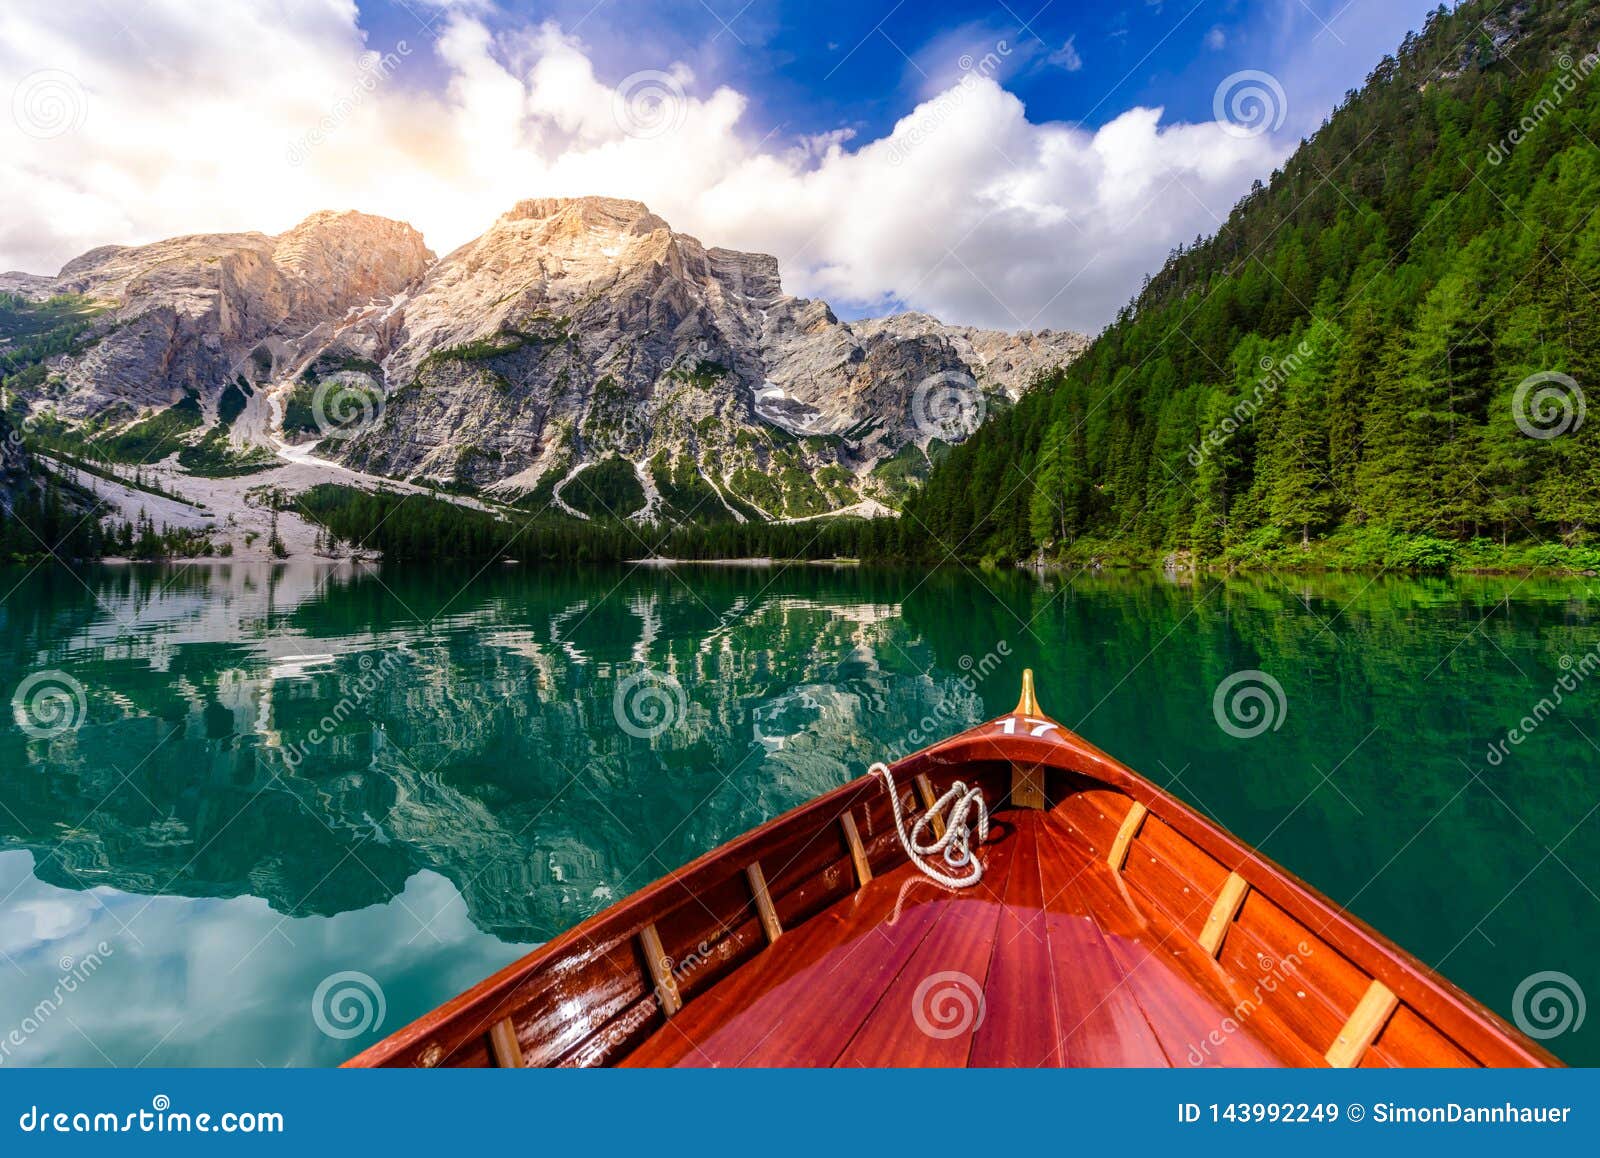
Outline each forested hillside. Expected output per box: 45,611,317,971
0,410,105,564
905,0,1600,570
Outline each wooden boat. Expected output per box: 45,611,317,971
347,671,1557,1068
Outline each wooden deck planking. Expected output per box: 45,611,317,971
1045,814,1282,1067
625,809,1302,1068
968,814,1062,1067
833,820,1020,1067
1102,936,1286,1068
619,862,940,1066
732,873,953,1066
1034,812,1174,1066
610,803,1521,1069
1048,808,1318,1068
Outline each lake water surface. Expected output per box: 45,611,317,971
1,562,1595,1066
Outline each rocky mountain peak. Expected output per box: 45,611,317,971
483,198,778,295
13,211,433,418
54,244,131,281
6,196,1089,526
268,210,434,310
275,209,432,264
500,195,665,233
308,197,1089,519
479,196,689,269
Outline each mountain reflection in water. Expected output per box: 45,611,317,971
0,562,1594,1065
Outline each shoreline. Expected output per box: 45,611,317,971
96,555,378,567
14,549,1600,578
26,556,1600,581
627,556,862,567
1020,560,1600,580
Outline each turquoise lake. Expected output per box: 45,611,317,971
0,562,1594,1066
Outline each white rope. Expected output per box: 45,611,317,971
869,761,990,889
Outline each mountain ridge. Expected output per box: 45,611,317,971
2,196,1086,529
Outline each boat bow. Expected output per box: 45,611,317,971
347,669,1558,1070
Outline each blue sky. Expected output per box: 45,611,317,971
362,0,1442,142
2,0,1449,332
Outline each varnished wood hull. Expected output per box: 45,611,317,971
347,676,1557,1069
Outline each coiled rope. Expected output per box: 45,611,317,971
869,761,990,889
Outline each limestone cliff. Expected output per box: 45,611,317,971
18,211,433,421
6,198,1086,521
317,197,1088,518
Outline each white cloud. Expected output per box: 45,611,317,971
1048,36,1083,72
905,21,1039,97
1205,26,1227,51
0,1,1289,333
